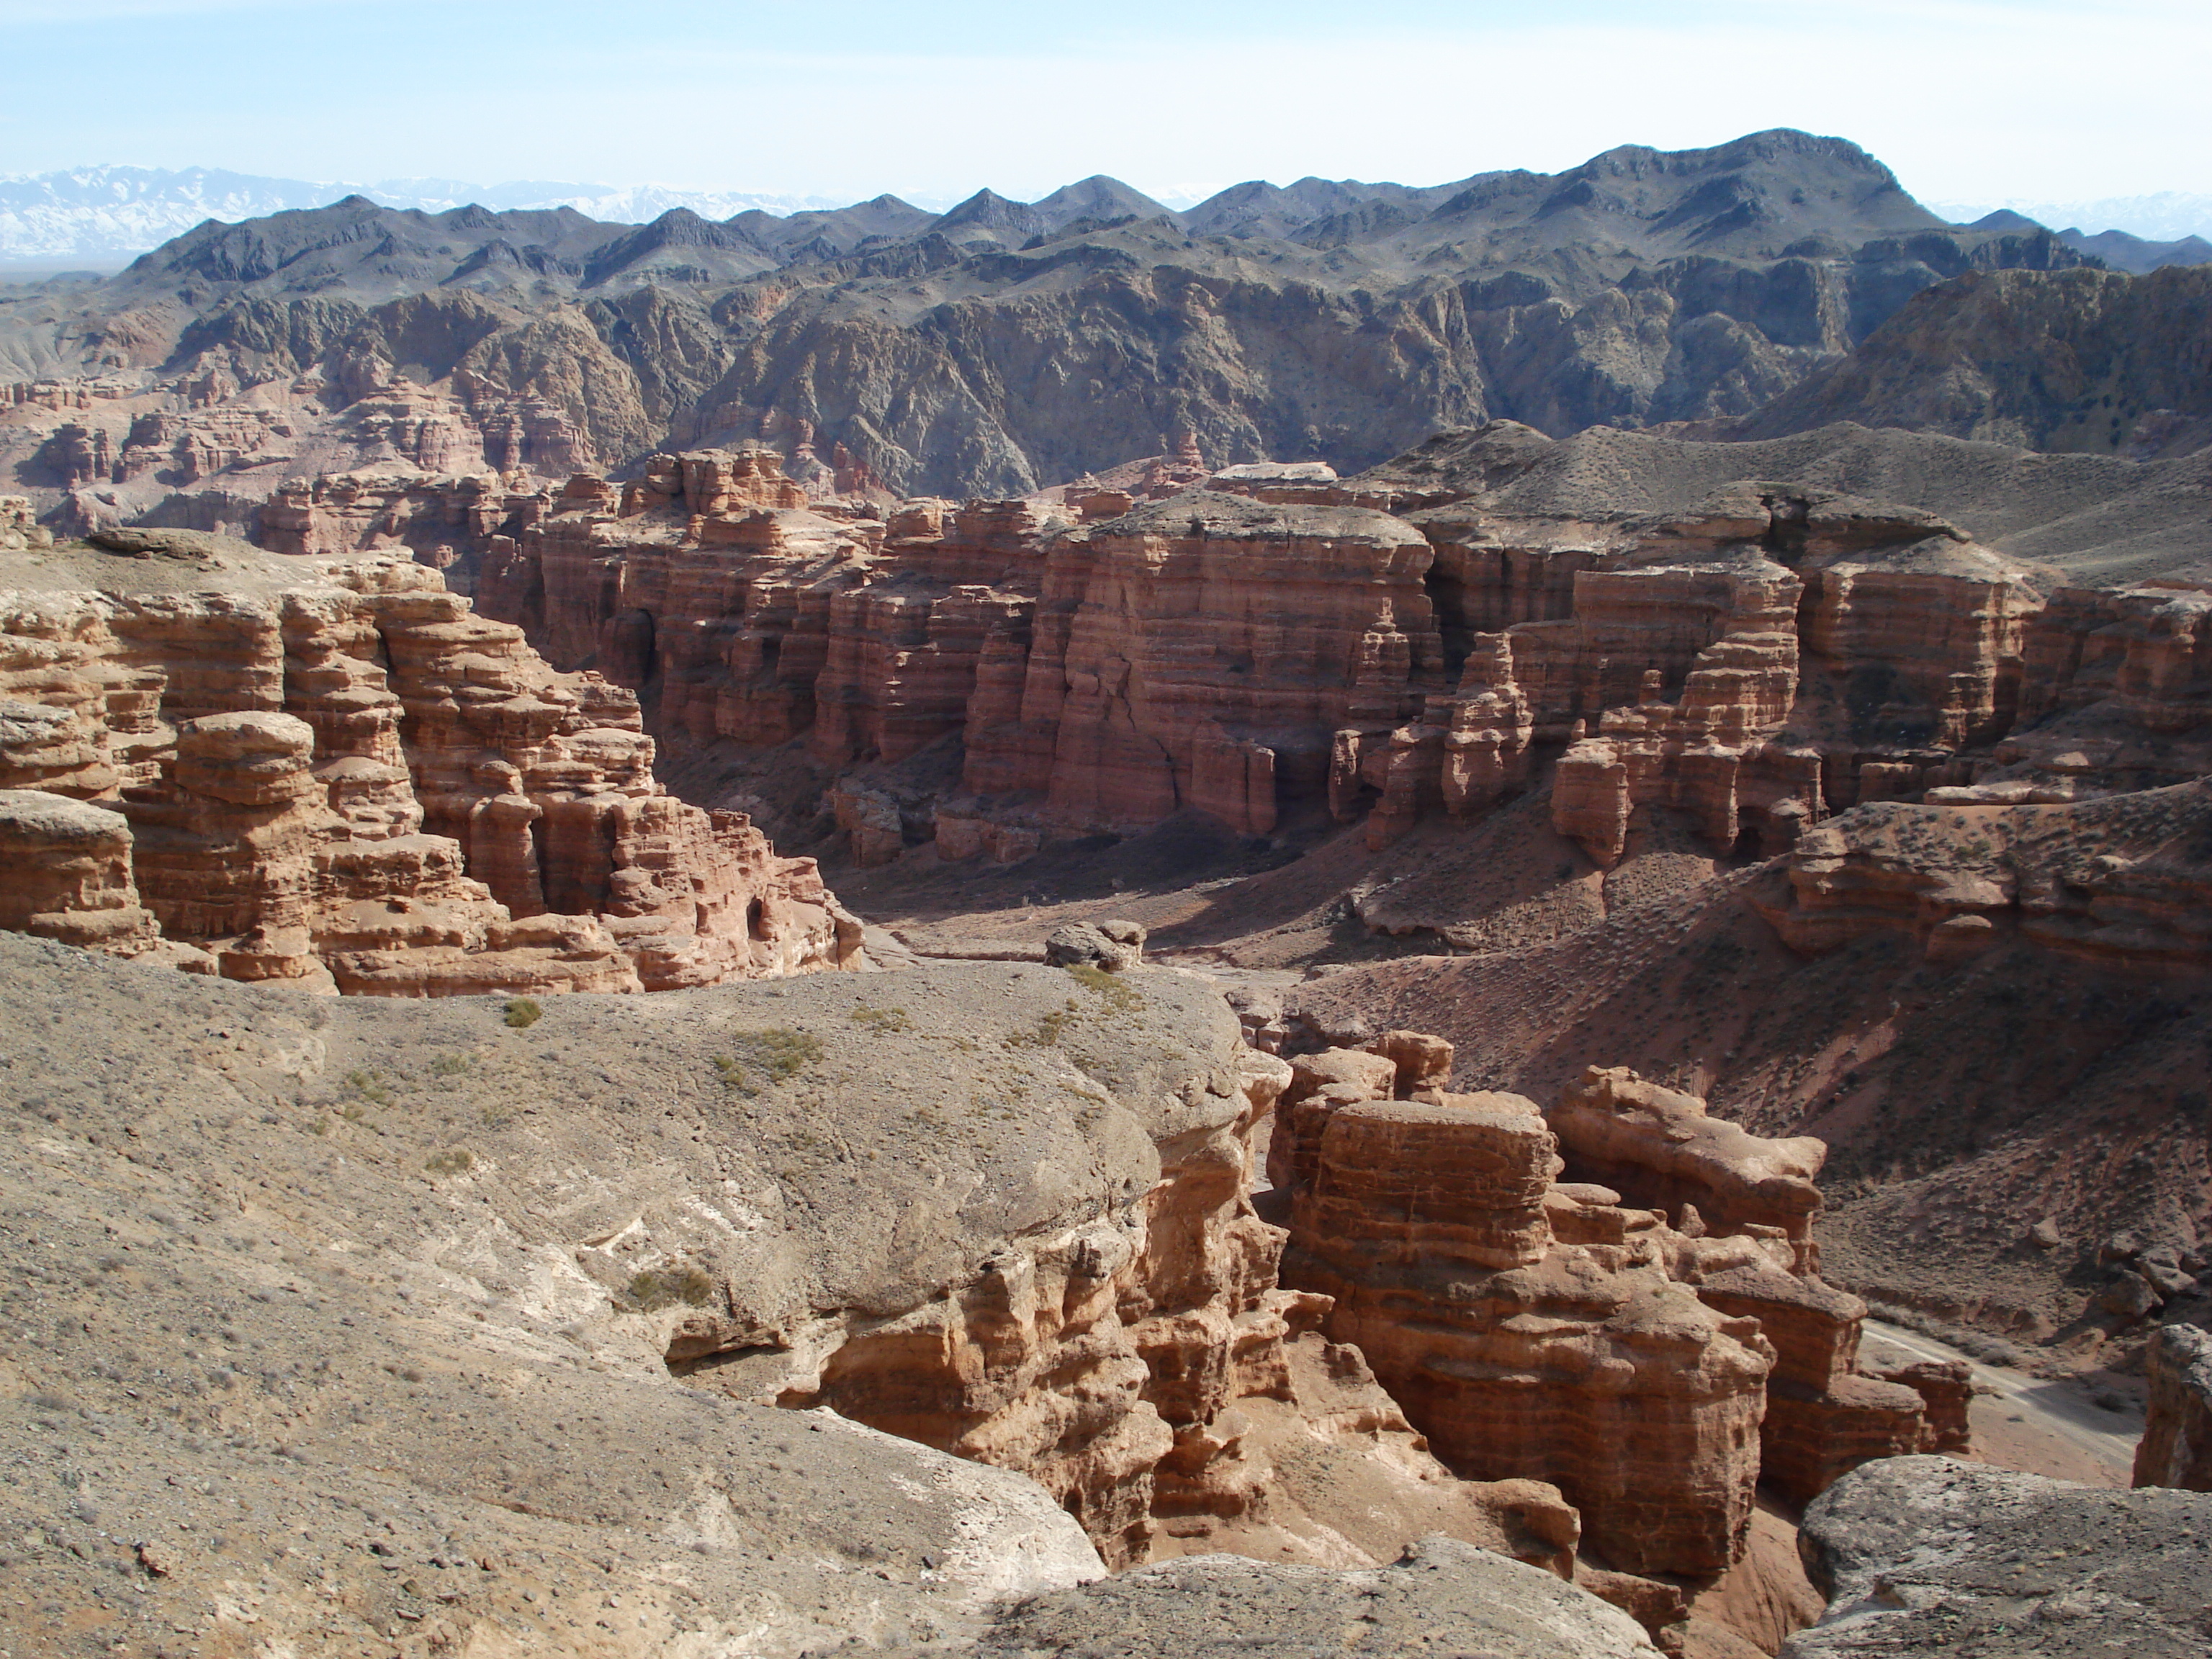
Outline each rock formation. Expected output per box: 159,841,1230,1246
462,414,2212,897
1274,1036,1954,1576
0,928,1654,1655
1787,1456,2212,1657
658,941,1580,1579
0,549,860,991
2134,1322,2212,1491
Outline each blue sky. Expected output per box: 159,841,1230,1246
1,0,2203,206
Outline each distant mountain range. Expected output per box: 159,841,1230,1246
0,166,855,264
11,163,2210,270
1930,193,2212,244
3,129,2128,509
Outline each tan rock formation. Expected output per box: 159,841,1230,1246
673,976,1577,1581
2134,1323,2212,1491
1551,1065,1827,1245
1287,1091,1772,1577
1757,778,2212,975
0,555,860,992
0,788,159,953
1277,1043,1950,1574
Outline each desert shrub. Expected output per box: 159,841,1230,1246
1064,963,1143,1014
430,1053,472,1077
627,1264,716,1311
343,1069,392,1107
424,1148,475,1177
712,1028,824,1094
503,998,542,1029
848,1004,913,1033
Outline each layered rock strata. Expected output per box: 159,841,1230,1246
670,945,1581,1577
1756,775,2212,976
0,555,859,991
472,440,2206,881
1276,1038,1951,1574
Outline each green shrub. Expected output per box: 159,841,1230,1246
1064,963,1143,1014
711,1028,825,1094
503,998,542,1029
343,1069,392,1107
627,1264,716,1311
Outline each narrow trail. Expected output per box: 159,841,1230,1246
1862,1318,2143,1485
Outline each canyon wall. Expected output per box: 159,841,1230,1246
0,550,860,991
470,437,2209,888
2134,1323,2212,1491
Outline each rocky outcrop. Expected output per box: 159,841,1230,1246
1285,1084,1773,1578
1,928,1665,1659
1550,1065,1827,1244
0,787,160,954
0,554,859,991
480,441,2156,884
1277,1040,1949,1574
670,969,1578,1579
1786,1456,2212,1657
1757,777,2212,975
2134,1323,2212,1491
966,1536,1658,1658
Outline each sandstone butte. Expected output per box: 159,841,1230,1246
0,540,863,995
1271,1037,1967,1581
412,434,2206,950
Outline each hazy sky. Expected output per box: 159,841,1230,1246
1,0,2203,207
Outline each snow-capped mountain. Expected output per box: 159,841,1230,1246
0,166,848,264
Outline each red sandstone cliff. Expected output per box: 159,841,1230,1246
0,552,860,992
468,445,2201,885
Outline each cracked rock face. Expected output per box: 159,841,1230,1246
1786,1455,2212,1658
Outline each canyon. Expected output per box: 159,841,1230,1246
1,133,2209,1659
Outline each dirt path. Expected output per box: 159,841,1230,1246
1861,1319,2143,1487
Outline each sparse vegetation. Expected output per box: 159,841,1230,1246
848,1004,913,1033
626,1264,717,1311
711,1028,825,1094
503,997,542,1029
430,1053,473,1077
424,1148,475,1177
1011,1001,1081,1047
343,1069,392,1107
1064,963,1143,1014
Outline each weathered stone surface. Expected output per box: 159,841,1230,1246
1284,1087,1772,1578
1786,1455,2212,1658
0,933,1658,1653
1551,1064,1828,1244
0,787,158,952
2134,1322,2212,1491
1757,778,2212,976
1277,1042,1945,1571
954,1534,1659,1658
